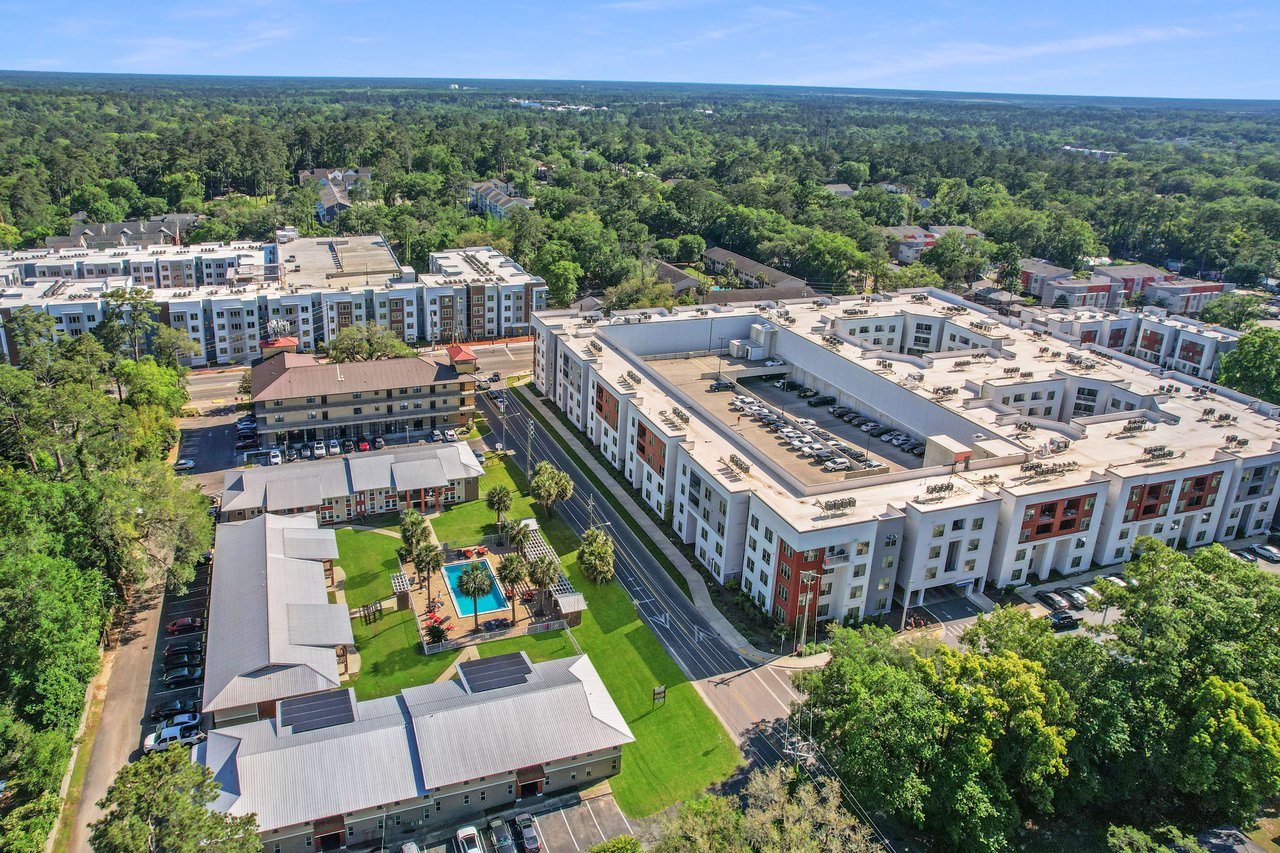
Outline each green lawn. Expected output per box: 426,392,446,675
349,607,461,700
428,458,535,548
335,527,401,609
476,629,578,663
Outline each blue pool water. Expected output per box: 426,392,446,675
443,560,508,614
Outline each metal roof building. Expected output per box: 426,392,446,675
196,654,634,840
202,513,351,725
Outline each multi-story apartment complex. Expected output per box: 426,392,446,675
0,236,545,367
248,351,477,446
1018,260,1125,310
534,290,1280,629
1021,304,1241,381
467,178,534,219
882,225,985,264
44,213,204,250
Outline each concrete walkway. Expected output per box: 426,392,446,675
524,385,778,664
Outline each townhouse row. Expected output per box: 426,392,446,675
533,291,1280,629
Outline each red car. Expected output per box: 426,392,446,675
356,438,370,452
166,616,204,635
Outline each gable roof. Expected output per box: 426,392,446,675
250,352,460,402
202,514,352,714
197,655,633,833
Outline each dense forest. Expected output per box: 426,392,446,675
1,73,1278,305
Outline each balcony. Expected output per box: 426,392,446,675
823,551,850,568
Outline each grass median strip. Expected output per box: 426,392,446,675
510,384,694,602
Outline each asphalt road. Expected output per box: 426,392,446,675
186,367,247,411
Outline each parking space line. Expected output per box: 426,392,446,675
559,808,580,851
533,815,556,852
583,800,606,844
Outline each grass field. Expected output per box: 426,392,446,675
334,527,400,610
348,607,461,700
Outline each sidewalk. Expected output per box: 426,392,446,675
524,386,777,665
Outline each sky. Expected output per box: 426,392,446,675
2,0,1278,100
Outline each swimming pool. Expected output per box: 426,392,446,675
443,560,508,615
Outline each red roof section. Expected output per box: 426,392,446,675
445,344,478,362
260,336,300,348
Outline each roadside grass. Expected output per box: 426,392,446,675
334,527,400,610
475,629,578,663
509,384,694,600
50,681,107,853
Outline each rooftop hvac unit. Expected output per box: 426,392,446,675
729,340,750,359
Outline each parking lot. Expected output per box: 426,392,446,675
656,355,923,484
138,556,211,756
416,794,635,852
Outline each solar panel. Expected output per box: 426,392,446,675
279,689,355,734
458,652,532,694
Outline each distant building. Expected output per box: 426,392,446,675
247,351,476,446
822,183,855,198
467,179,534,220
197,653,633,853
1062,145,1122,161
202,513,350,727
299,168,372,223
1019,260,1124,311
45,213,204,250
219,442,485,522
701,248,805,288
882,226,985,264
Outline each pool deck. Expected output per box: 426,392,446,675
410,550,542,637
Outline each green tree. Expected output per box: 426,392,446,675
149,325,201,373
991,242,1024,289
882,263,944,292
676,233,706,263
653,237,680,261
457,560,494,630
544,259,584,308
590,837,643,853
89,748,259,853
416,538,444,600
101,288,159,362
578,526,615,585
527,554,561,615
1198,292,1265,330
496,553,528,624
484,484,513,528
921,230,991,285
118,357,189,416
1217,327,1280,403
529,460,574,515
1106,825,1207,853
323,323,414,362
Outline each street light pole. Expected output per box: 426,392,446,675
717,335,727,380
796,570,817,653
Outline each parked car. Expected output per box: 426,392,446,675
1100,574,1130,590
709,380,734,391
268,449,282,465
1060,588,1089,610
444,429,458,442
860,422,879,432
160,711,202,730
476,381,491,391
764,359,785,367
811,449,835,461
234,438,259,451
172,459,196,472
1047,610,1080,632
1252,543,1280,562
143,724,205,753
830,406,853,417
839,447,866,460
161,667,204,688
514,814,541,852
811,428,832,439
824,458,852,472
164,653,202,670
150,697,198,721
771,379,790,389
489,819,518,853
1035,590,1070,611
1075,585,1101,601
165,616,204,635
369,436,383,450
353,437,369,452
455,826,482,853
793,418,816,428
312,440,326,458
338,438,353,454
165,639,203,658
808,395,837,407
797,388,818,398
489,372,501,382
328,438,341,455
1234,549,1259,563
430,430,444,443
284,446,298,462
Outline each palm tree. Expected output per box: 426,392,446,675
505,518,532,555
496,553,528,624
417,540,445,601
398,509,425,563
527,555,561,617
485,484,513,529
458,561,494,631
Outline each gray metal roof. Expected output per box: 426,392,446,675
250,352,461,402
197,655,632,833
1019,258,1072,278
202,514,353,714
220,444,483,515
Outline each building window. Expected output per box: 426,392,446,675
463,795,470,805
972,517,984,531
932,524,944,537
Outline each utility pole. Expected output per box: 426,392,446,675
717,335,727,379
587,493,597,529
524,420,534,481
796,570,817,652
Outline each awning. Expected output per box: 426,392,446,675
516,765,546,784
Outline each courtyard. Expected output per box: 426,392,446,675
330,454,742,817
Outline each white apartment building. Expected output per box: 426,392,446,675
534,290,1280,630
0,238,545,367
